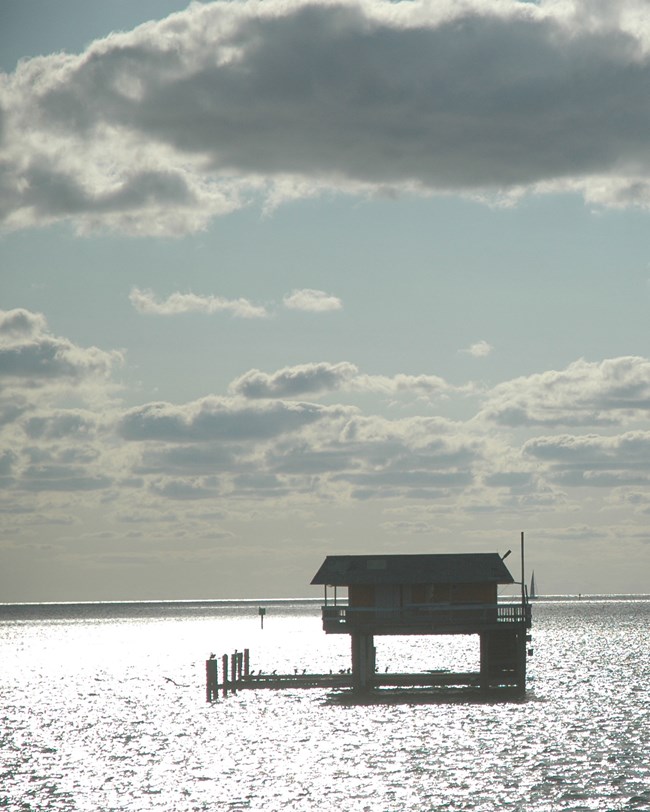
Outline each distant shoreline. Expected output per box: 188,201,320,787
2,593,649,612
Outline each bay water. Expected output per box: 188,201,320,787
1,597,649,811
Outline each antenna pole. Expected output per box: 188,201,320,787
520,531,525,605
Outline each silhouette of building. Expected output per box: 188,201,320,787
311,553,531,694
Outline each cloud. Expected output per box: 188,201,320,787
229,361,466,399
481,356,650,427
23,410,102,440
118,395,355,443
0,308,47,340
130,286,342,318
149,477,220,501
129,288,268,318
3,0,650,235
8,312,650,550
524,430,650,487
229,362,358,398
461,340,493,358
351,373,465,398
114,386,489,504
0,308,121,384
283,289,342,312
21,467,113,492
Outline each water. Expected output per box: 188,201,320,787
1,597,649,812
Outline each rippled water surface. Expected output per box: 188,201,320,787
1,597,649,811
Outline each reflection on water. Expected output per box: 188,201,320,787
1,597,649,811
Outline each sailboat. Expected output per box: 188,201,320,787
529,571,537,600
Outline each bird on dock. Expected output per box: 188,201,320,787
272,669,277,675
209,653,216,659
294,667,298,674
302,668,306,675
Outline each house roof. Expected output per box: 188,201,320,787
311,553,514,586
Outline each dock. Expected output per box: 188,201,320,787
205,648,524,701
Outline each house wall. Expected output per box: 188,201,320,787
349,582,497,607
451,583,496,604
349,585,375,607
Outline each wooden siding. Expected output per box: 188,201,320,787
350,582,497,607
349,585,375,607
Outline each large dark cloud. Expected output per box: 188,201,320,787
3,0,650,234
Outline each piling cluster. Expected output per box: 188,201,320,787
205,649,250,700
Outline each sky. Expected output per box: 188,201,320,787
1,0,650,601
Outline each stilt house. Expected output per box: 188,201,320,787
311,552,532,694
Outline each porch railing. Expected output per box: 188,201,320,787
321,601,531,631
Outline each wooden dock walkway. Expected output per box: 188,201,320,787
204,648,515,701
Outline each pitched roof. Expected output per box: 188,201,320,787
311,553,514,586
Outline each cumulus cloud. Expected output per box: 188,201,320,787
149,477,220,501
129,288,268,318
2,0,650,235
10,314,650,549
0,309,47,340
524,430,650,486
283,289,342,312
118,395,355,443
23,410,102,440
481,356,650,427
0,311,122,504
229,361,466,399
112,383,490,504
21,466,113,492
261,411,486,499
229,362,358,398
351,373,465,398
461,340,493,358
0,308,121,389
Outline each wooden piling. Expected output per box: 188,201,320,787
206,658,218,702
230,652,238,694
222,654,228,697
244,648,250,678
